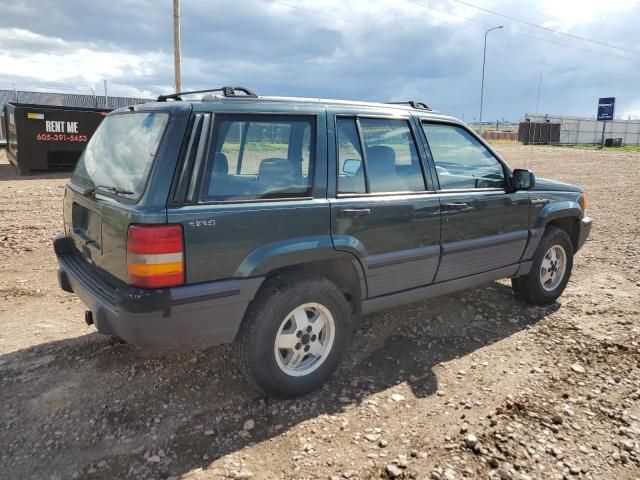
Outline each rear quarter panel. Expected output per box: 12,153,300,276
171,200,332,282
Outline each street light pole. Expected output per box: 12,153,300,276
173,0,182,93
479,25,503,132
535,70,543,114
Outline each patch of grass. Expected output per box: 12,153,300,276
527,144,640,152
486,139,519,145
569,145,640,152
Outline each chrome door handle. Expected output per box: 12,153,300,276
441,202,471,216
337,208,371,218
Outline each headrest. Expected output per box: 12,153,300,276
258,158,296,186
213,152,229,175
366,145,396,175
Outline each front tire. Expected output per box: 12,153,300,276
235,272,351,398
512,226,574,305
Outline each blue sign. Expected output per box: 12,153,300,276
597,97,615,121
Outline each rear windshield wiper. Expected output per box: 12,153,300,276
82,185,135,197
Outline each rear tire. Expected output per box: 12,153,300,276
235,272,351,398
512,226,574,305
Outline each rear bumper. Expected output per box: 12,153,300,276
54,235,263,347
576,216,593,252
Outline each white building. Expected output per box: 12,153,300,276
523,113,640,146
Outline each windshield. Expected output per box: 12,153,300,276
71,112,169,200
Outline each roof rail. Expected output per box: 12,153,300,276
157,86,257,102
386,100,431,110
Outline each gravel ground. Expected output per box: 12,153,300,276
0,145,639,480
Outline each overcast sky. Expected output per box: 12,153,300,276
0,0,638,121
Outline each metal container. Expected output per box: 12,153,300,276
3,103,111,175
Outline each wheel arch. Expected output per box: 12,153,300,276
546,217,581,252
259,257,365,315
236,236,366,314
535,201,583,252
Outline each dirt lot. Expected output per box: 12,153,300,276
0,145,639,480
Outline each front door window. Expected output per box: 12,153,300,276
421,123,504,190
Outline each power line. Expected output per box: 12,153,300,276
270,0,491,63
402,0,494,27
270,0,640,65
446,0,640,56
404,0,640,64
267,0,342,21
505,54,635,78
503,27,640,64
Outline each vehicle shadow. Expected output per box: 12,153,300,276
0,281,559,479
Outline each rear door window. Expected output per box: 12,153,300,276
359,118,425,193
337,117,425,194
71,112,169,200
201,115,315,201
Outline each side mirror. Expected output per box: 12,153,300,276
343,158,362,175
512,169,535,191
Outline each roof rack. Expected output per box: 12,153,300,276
386,100,431,110
157,86,257,102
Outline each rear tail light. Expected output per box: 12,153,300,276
127,224,184,288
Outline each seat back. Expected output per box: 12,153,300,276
212,152,229,176
366,146,407,192
258,158,298,188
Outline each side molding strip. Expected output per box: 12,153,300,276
441,230,529,255
365,245,440,270
363,245,441,297
361,263,519,315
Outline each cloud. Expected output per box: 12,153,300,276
0,28,165,85
0,0,638,120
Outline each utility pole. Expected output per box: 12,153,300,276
535,70,543,114
173,0,182,93
103,79,108,108
479,25,503,133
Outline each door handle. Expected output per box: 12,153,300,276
442,202,470,212
337,208,371,218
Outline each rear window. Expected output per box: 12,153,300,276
71,112,169,200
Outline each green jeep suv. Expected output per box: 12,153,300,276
54,87,592,397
